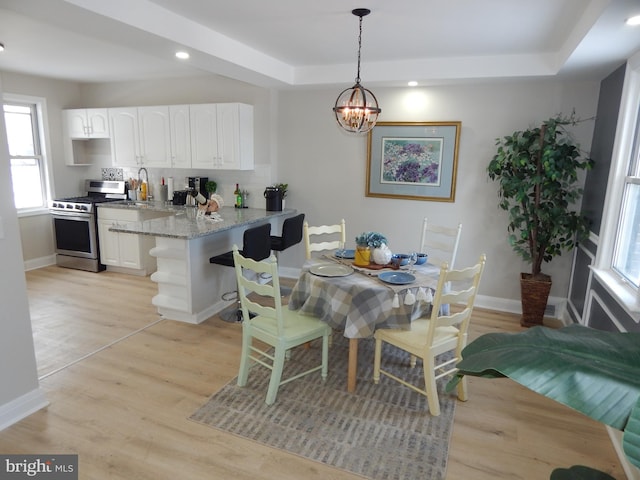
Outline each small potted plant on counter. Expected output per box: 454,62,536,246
205,180,218,198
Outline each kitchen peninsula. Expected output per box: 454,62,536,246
105,203,294,324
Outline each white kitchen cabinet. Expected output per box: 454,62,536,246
62,108,111,166
109,106,172,168
64,108,110,139
97,207,172,275
169,105,192,168
190,103,254,170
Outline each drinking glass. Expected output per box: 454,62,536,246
407,251,418,274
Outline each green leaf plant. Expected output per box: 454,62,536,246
487,113,594,279
447,325,640,479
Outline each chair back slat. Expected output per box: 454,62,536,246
420,218,462,269
428,254,486,343
233,249,284,332
304,219,346,259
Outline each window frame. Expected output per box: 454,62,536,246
2,93,53,217
593,50,640,318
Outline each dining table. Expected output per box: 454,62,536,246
287,254,440,393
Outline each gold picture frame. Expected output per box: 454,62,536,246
366,121,461,202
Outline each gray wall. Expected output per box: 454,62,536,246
567,63,638,332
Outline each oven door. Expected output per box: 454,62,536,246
51,211,97,260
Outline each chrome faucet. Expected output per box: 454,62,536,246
138,167,148,186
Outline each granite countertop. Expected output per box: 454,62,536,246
105,203,295,240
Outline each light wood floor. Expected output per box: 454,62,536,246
0,266,625,479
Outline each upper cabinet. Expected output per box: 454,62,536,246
62,103,254,169
62,108,111,165
109,106,172,168
64,108,110,139
190,103,254,170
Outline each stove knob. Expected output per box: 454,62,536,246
66,204,73,209
52,202,58,208
80,205,88,211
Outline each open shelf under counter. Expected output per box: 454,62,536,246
150,271,187,286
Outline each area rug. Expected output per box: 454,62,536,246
189,333,456,480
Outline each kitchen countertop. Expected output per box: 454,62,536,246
102,202,295,240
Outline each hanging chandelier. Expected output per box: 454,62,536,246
333,8,381,134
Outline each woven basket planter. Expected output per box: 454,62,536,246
520,273,552,327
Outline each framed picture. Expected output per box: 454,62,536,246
366,121,461,202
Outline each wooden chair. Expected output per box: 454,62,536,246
303,219,346,259
233,246,331,405
419,218,462,269
373,254,486,416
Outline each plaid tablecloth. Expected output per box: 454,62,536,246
288,259,440,339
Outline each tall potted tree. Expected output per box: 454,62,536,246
487,113,593,327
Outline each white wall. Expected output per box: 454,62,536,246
4,69,601,310
0,75,48,429
1,72,86,265
276,79,600,305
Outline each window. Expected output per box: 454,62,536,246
612,114,640,288
594,51,640,315
3,97,49,212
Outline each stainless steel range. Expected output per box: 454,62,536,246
50,180,127,272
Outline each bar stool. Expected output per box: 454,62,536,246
209,223,272,321
269,213,305,294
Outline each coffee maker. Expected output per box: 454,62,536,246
187,177,208,198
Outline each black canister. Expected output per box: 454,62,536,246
264,186,283,211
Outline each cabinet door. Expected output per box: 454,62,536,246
86,109,110,138
190,104,219,169
215,103,254,170
97,218,121,266
64,109,90,139
109,107,140,167
138,106,172,168
118,221,143,269
216,103,240,170
170,105,191,168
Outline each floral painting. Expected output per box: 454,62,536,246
366,122,461,202
381,137,443,185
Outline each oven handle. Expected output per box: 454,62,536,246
50,210,93,220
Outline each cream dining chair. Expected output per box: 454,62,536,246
419,218,462,269
373,254,486,416
303,219,346,259
232,246,331,406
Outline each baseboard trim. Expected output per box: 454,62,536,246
0,388,49,431
24,255,56,272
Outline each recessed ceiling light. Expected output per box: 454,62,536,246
0,43,4,52
175,51,190,60
408,81,418,87
626,15,640,26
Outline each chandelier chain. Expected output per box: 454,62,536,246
355,14,363,84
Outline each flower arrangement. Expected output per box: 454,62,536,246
355,231,388,248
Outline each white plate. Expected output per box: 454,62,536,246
309,263,354,277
